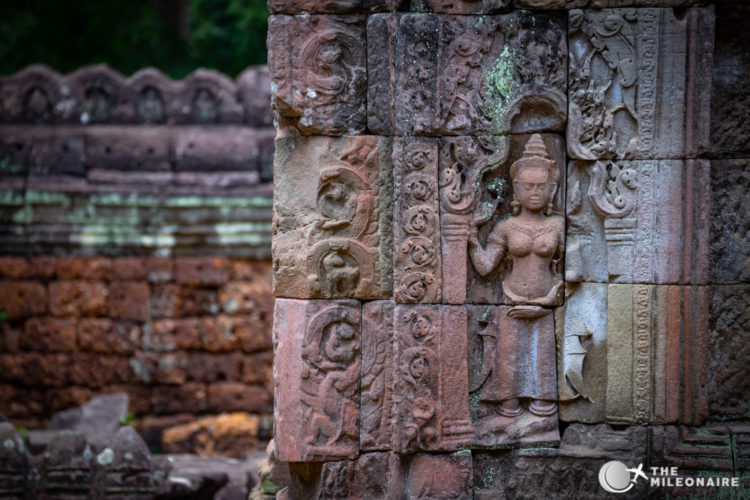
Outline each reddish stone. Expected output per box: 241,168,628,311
151,383,208,415
83,126,171,171
173,127,267,172
0,281,47,318
21,317,77,352
228,259,272,281
48,281,108,317
129,352,188,385
67,353,131,388
0,257,31,279
174,257,229,287
392,305,472,452
55,257,112,281
186,352,243,383
207,382,272,413
179,287,219,316
150,284,181,319
0,352,70,388
219,281,271,314
268,15,366,135
142,318,202,352
405,452,472,499
78,318,140,354
104,384,152,415
143,258,174,283
2,322,21,352
136,413,195,450
111,257,148,281
45,386,94,413
268,0,397,14
274,299,360,462
217,314,271,353
0,386,45,418
108,281,150,321
361,301,394,451
25,257,57,280
240,351,274,386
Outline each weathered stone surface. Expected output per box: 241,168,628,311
392,305,472,452
368,11,566,136
566,159,710,285
568,7,714,160
0,126,85,176
274,299,361,461
558,283,708,425
710,159,750,284
708,285,750,420
393,137,441,303
410,0,510,14
0,281,47,318
0,423,31,498
269,0,399,14
286,451,472,499
162,412,262,458
173,127,273,172
360,300,394,451
273,136,392,300
474,423,649,499
22,317,77,352
711,3,750,158
465,134,566,306
48,393,130,447
468,305,559,448
519,0,703,7
84,126,171,171
268,15,366,135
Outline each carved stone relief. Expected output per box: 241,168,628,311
368,11,567,136
568,7,714,160
518,0,703,7
558,283,708,425
273,135,392,300
392,305,472,452
268,15,367,135
274,299,361,461
566,159,710,285
393,138,441,303
360,300,394,450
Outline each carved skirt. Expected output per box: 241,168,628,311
479,308,557,403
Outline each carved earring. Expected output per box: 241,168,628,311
511,198,521,216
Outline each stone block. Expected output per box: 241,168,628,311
568,7,714,160
519,0,704,6
48,281,109,317
130,351,188,385
274,299,361,462
83,126,171,171
236,66,274,127
409,0,509,14
22,317,77,352
55,257,112,281
162,412,262,458
710,159,750,283
368,12,567,136
0,126,85,176
268,15,366,135
0,352,71,388
708,285,750,420
178,69,244,124
108,282,150,322
558,283,708,425
273,136,392,300
360,300,394,451
393,138,441,303
0,257,32,279
207,382,272,413
173,127,271,172
151,383,208,415
711,3,750,158
239,351,273,386
0,281,47,318
467,305,559,448
78,318,141,354
566,159,710,285
174,257,229,287
186,352,243,383
269,0,398,14
404,452,472,499
149,284,181,319
178,287,219,316
392,305,472,452
216,314,270,352
218,281,268,314
67,353,133,388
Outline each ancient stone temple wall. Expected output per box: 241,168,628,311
269,0,749,497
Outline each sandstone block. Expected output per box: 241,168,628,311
558,283,708,425
392,305,472,452
186,352,243,383
162,412,262,458
0,281,47,318
568,7,714,160
55,257,112,281
149,284,181,319
393,138,441,303
68,353,132,388
273,136,392,300
0,352,70,388
566,159,710,285
22,317,77,352
0,257,32,279
0,126,85,176
268,15,366,135
207,382,272,413
78,319,140,354
269,0,398,14
360,300,394,451
240,351,274,386
141,318,202,352
48,281,109,317
174,257,229,287
173,127,272,172
108,282,150,322
83,126,171,171
151,383,207,415
519,0,703,6
368,12,566,136
710,160,750,283
409,0,509,13
274,299,361,461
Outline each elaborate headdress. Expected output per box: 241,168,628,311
510,134,559,215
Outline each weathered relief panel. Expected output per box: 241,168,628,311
268,0,399,14
268,15,367,135
568,7,714,160
273,135,392,299
368,11,567,136
392,305,472,452
558,283,708,425
519,0,704,8
274,299,361,461
393,138,442,303
566,159,710,285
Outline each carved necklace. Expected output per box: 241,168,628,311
506,219,552,239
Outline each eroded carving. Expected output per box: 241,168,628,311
361,301,394,450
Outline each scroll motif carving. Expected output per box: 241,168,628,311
394,139,441,303
361,301,394,450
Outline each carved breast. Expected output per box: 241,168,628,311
506,219,559,260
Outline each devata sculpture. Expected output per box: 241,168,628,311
469,134,563,446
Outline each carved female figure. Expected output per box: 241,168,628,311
468,134,563,433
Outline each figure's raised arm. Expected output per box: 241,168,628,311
469,221,506,276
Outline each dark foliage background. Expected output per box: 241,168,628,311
0,0,269,78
